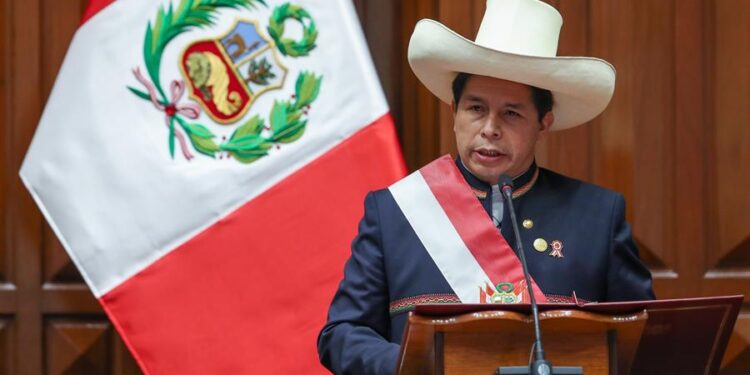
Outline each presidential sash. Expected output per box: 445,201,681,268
389,155,547,304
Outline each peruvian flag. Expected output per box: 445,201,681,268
20,0,405,374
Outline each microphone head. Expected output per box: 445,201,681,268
498,174,514,189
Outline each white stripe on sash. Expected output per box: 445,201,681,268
389,171,491,303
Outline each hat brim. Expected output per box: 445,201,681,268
408,19,616,131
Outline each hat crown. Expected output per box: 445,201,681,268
475,0,562,58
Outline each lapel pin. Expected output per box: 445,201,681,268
533,238,548,252
550,240,564,258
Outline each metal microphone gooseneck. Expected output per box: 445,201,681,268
494,175,583,375
496,174,551,375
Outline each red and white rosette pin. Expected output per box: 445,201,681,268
550,240,564,258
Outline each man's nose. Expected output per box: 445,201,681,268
481,115,502,138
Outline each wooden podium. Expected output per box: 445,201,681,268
396,296,742,375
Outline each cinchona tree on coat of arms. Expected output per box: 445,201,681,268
128,0,322,164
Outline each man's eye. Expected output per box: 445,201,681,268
505,110,521,118
469,105,483,112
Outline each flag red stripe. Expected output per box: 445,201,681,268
100,115,405,374
81,0,114,25
419,156,547,302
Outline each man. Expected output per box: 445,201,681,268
318,0,654,374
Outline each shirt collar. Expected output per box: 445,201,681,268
455,158,539,199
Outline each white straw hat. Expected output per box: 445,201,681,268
407,0,616,130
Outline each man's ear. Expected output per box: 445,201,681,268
451,101,458,131
539,111,554,137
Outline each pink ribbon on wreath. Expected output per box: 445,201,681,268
133,67,202,160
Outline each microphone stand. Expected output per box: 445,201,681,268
495,176,582,375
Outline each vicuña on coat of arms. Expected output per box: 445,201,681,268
128,0,322,164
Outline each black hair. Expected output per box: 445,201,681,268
451,72,553,122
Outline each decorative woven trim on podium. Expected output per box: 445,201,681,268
389,292,584,316
544,294,591,304
389,294,461,316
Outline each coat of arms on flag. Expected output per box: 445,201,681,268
128,0,322,163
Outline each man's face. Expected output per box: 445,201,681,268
453,75,553,184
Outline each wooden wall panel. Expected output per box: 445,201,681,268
355,0,399,120
44,320,141,375
435,0,476,157
398,0,441,170
710,0,750,271
629,0,677,277
10,0,45,372
0,0,8,286
0,319,11,375
586,0,636,210
673,0,709,292
706,1,750,372
536,0,592,182
0,6,15,375
46,321,110,375
2,0,142,374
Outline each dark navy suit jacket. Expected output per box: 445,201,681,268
318,161,655,375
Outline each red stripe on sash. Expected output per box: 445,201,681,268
420,155,547,303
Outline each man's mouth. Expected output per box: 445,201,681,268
472,148,508,164
476,149,502,157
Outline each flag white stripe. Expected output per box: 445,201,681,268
389,172,492,303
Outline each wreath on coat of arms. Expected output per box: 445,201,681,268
128,0,322,164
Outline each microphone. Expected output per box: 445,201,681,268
495,174,553,375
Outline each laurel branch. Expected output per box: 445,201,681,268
267,3,318,57
189,71,322,163
128,0,322,163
